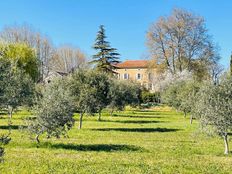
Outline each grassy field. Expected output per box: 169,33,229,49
0,106,232,174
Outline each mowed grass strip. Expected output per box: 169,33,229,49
0,106,232,174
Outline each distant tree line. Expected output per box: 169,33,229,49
0,24,87,82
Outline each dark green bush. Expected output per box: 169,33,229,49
141,91,161,104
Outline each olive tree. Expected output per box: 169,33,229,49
177,81,201,123
69,69,110,129
193,77,232,154
108,80,129,116
89,71,110,121
123,81,142,107
108,80,141,116
161,81,184,110
0,58,10,108
69,70,98,129
162,79,201,123
0,58,35,122
28,79,75,143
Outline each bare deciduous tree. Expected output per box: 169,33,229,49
147,8,220,80
49,45,87,73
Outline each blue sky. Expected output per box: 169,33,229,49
0,0,231,68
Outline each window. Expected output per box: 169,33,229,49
124,73,129,79
137,73,141,80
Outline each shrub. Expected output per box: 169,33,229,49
141,91,161,104
0,135,11,162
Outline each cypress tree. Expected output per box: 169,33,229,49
91,25,120,74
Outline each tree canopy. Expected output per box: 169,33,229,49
192,76,232,154
28,78,75,143
0,57,35,121
0,43,39,81
108,79,141,115
147,8,220,81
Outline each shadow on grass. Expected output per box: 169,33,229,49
0,116,35,120
113,115,163,119
133,110,158,112
133,112,178,116
101,120,163,124
133,112,162,115
39,143,144,152
91,127,180,133
0,125,27,130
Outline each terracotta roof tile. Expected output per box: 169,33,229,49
115,60,148,68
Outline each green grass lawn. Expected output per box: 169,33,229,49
0,106,232,174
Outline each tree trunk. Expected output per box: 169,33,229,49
171,49,176,74
110,109,114,117
223,133,229,155
7,106,13,134
35,134,40,144
98,111,102,121
190,115,193,124
8,106,13,120
79,113,83,129
184,111,187,118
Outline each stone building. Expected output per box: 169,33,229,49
114,60,155,91
43,71,68,84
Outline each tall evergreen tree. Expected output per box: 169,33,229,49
91,25,120,74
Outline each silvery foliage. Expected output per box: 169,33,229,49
0,57,35,120
70,69,110,114
192,76,232,154
28,78,75,142
193,76,232,135
152,69,193,92
108,79,141,112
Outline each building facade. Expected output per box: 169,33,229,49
43,71,68,84
114,60,155,91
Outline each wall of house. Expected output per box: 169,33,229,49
43,71,64,84
114,68,155,91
